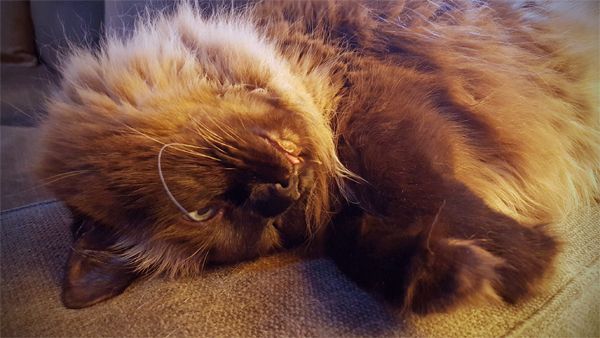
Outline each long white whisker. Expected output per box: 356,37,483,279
158,143,201,216
190,117,226,142
119,122,166,146
182,241,210,264
191,124,231,153
4,170,91,198
204,114,244,142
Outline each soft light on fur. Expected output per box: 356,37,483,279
40,3,351,277
38,0,598,311
400,1,600,224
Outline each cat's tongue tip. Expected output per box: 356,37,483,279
262,135,302,164
286,152,301,165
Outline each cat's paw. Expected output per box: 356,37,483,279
327,204,558,314
408,222,559,313
481,223,559,304
406,238,504,314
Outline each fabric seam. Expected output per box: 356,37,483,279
0,199,60,216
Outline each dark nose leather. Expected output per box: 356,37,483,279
274,172,301,200
249,173,301,218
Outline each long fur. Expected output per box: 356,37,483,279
393,1,600,224
38,0,599,309
41,4,351,277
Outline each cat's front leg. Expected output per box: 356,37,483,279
325,204,503,314
326,182,558,314
331,106,559,312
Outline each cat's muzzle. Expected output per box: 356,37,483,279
248,168,302,218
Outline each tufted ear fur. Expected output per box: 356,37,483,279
62,214,138,309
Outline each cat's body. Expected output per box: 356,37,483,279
38,0,599,312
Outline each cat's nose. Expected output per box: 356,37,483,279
249,172,301,218
274,172,301,201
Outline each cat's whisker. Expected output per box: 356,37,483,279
219,118,244,137
191,125,231,154
170,147,222,162
118,122,215,158
212,122,243,143
157,142,224,218
196,132,228,154
235,115,248,131
189,117,242,153
189,116,227,143
194,131,237,154
188,119,221,141
115,121,167,146
39,170,92,183
198,249,211,274
121,119,223,162
11,170,92,196
204,114,244,142
2,101,34,119
181,241,210,264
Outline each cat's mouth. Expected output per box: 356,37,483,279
260,135,303,165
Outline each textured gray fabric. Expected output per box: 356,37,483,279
0,126,52,210
1,201,598,337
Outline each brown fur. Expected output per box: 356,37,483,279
38,0,598,312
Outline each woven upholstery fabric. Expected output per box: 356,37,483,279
0,126,52,210
1,201,598,337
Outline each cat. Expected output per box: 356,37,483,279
37,0,599,313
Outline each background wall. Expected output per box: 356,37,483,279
29,0,104,71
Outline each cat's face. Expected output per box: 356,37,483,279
147,88,319,264
41,85,326,278
39,3,349,307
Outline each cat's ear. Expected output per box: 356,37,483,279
62,217,138,309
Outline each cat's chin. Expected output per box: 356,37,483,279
205,219,286,264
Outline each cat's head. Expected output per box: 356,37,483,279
38,5,350,308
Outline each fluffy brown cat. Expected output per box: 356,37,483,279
38,0,599,313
